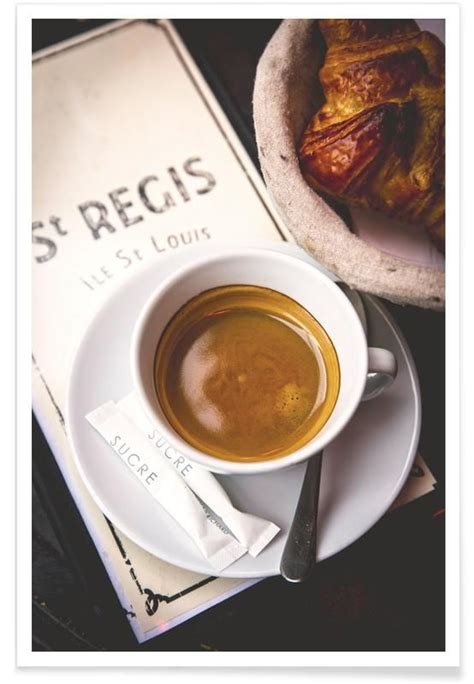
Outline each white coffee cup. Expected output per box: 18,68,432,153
131,247,397,474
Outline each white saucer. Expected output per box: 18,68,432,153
66,242,421,578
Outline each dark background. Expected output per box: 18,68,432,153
32,19,445,651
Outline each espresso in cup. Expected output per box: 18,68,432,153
154,285,340,462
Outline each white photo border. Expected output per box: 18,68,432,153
17,1,459,670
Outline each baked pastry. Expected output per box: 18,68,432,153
299,19,445,251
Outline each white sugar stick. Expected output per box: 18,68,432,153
118,393,280,557
86,401,246,572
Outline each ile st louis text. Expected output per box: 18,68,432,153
32,156,216,264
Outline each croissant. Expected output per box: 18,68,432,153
299,19,445,251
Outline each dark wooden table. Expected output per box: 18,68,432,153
32,19,445,652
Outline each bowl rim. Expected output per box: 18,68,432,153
252,18,445,311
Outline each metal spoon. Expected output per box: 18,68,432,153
279,449,323,582
337,283,394,401
280,282,374,582
337,281,368,336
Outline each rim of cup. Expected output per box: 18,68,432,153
131,247,368,474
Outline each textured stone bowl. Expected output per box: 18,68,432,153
253,19,445,310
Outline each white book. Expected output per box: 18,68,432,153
32,19,292,643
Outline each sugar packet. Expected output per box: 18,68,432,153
118,393,280,557
86,398,279,571
86,401,246,572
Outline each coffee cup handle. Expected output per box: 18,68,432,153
362,347,398,401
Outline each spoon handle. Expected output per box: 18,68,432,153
279,451,323,582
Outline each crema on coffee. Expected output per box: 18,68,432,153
154,285,339,462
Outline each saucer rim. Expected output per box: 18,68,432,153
65,241,421,578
